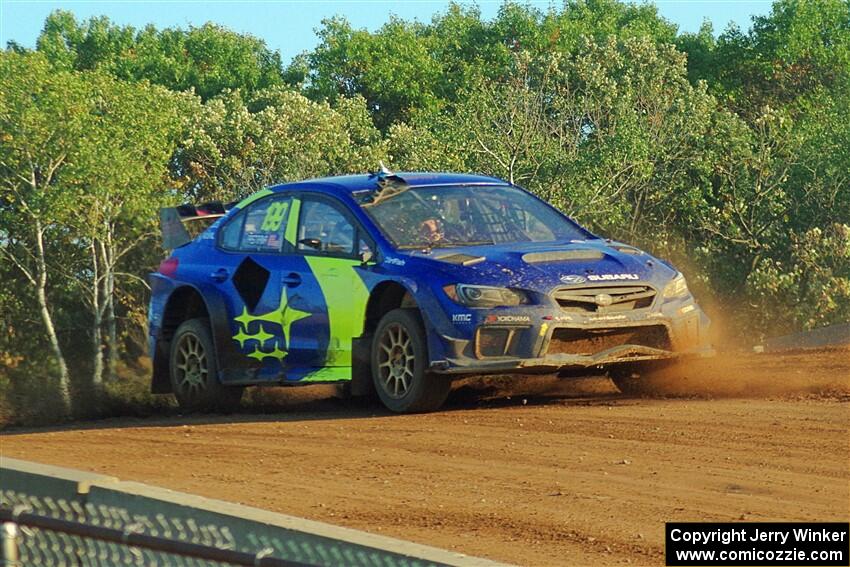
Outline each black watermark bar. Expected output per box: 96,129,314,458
666,522,849,566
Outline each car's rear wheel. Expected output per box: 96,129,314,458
371,308,450,413
170,318,243,412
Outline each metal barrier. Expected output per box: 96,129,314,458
0,496,300,566
0,457,506,567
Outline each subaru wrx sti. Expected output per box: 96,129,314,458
149,169,711,412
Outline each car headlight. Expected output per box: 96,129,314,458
663,272,689,299
443,284,528,307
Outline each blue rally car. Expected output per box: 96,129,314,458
149,168,712,413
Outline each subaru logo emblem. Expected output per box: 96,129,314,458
594,293,613,307
560,274,587,284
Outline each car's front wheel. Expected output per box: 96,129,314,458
169,318,243,412
371,309,451,413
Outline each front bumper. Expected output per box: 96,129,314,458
434,342,715,374
428,295,713,375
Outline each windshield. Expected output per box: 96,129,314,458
358,184,591,249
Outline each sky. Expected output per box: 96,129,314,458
1,0,774,65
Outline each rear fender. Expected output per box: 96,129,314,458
151,281,246,392
193,280,247,380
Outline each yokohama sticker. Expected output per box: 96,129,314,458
485,314,531,324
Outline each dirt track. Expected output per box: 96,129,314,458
2,349,849,566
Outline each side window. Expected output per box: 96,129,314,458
358,237,373,256
297,199,356,256
220,196,291,253
220,213,244,249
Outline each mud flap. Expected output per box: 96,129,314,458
151,341,172,393
350,334,374,396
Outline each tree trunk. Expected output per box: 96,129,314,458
91,241,104,391
34,219,72,414
105,276,117,381
103,231,118,382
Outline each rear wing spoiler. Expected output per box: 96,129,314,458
159,201,235,250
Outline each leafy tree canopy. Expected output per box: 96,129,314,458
35,10,285,100
290,0,679,128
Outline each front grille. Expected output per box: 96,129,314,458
546,325,670,356
553,285,656,313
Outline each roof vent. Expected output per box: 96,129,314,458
364,162,409,206
370,161,407,188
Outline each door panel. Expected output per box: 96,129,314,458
304,256,370,367
280,195,372,382
213,194,307,383
276,257,330,374
214,193,373,384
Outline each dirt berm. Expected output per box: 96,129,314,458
2,348,848,566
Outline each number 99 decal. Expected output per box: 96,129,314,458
261,201,289,232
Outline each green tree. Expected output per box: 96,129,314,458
1,51,189,406
390,54,558,188
681,0,850,115
393,37,725,246
298,16,443,129
176,87,384,202
36,11,285,100
0,53,87,411
747,224,850,334
68,76,189,386
294,1,680,130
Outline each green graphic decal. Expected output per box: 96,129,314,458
234,325,272,348
235,188,272,209
232,289,310,362
284,198,301,246
305,256,370,367
301,366,351,382
248,344,287,361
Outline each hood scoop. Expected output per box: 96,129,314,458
612,245,643,255
522,249,605,264
434,253,486,266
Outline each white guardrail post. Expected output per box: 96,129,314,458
0,520,20,566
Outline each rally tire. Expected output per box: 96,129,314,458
371,309,451,413
169,318,243,412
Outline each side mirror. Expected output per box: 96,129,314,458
360,250,374,266
298,237,322,250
